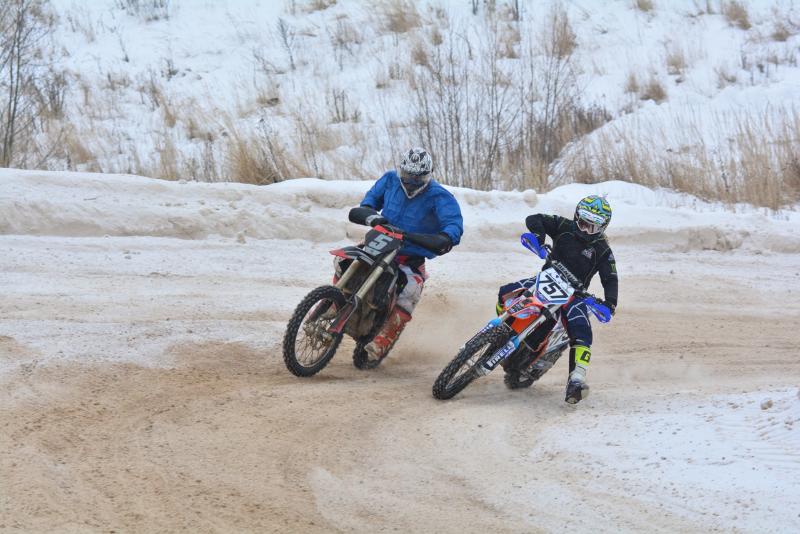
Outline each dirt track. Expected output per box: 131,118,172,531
1,237,799,532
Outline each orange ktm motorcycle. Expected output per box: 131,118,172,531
432,233,613,400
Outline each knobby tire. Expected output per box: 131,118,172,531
282,286,347,377
432,325,512,400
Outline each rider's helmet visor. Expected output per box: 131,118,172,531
576,208,606,234
399,170,431,196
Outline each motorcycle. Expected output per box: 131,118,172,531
283,223,431,376
432,233,613,400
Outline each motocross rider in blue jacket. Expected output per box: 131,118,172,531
342,147,464,364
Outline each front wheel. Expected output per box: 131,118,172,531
432,325,512,400
283,286,347,377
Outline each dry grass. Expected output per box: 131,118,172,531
254,76,281,109
62,125,97,169
388,61,404,80
104,71,132,93
226,135,278,185
327,89,361,123
546,7,577,59
182,102,214,142
38,69,68,120
639,76,667,103
64,7,97,42
115,0,171,22
634,0,654,12
771,21,794,42
381,0,420,34
430,27,443,46
255,91,280,108
224,127,290,185
499,24,521,59
624,71,639,94
332,17,362,45
157,136,179,179
411,40,429,66
161,99,177,128
722,1,751,30
665,46,687,76
559,108,800,208
374,71,389,89
304,0,336,12
715,65,738,88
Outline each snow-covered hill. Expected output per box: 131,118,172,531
25,0,797,204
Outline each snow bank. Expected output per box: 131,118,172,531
2,169,798,252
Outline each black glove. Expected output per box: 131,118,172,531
604,301,616,315
349,206,387,227
366,214,389,227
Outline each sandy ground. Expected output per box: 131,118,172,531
1,235,799,533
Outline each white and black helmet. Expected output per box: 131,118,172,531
399,147,433,176
397,147,433,199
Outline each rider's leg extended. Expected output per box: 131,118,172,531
564,300,593,404
365,264,426,360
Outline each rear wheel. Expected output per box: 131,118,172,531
432,325,512,400
503,346,538,390
282,286,347,377
352,306,391,370
352,341,384,370
504,369,535,390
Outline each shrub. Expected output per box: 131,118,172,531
722,1,751,30
382,0,420,34
771,21,792,42
666,46,687,76
640,77,667,103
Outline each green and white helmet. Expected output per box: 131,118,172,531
574,195,612,235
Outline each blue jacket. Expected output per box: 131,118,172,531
361,171,464,259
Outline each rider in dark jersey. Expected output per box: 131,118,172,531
497,195,617,404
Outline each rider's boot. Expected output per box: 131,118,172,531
565,345,591,404
365,306,412,362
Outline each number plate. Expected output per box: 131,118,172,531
363,233,394,255
535,268,574,304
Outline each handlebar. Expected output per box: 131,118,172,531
372,224,452,256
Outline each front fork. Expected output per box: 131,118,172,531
329,251,397,334
475,304,561,375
